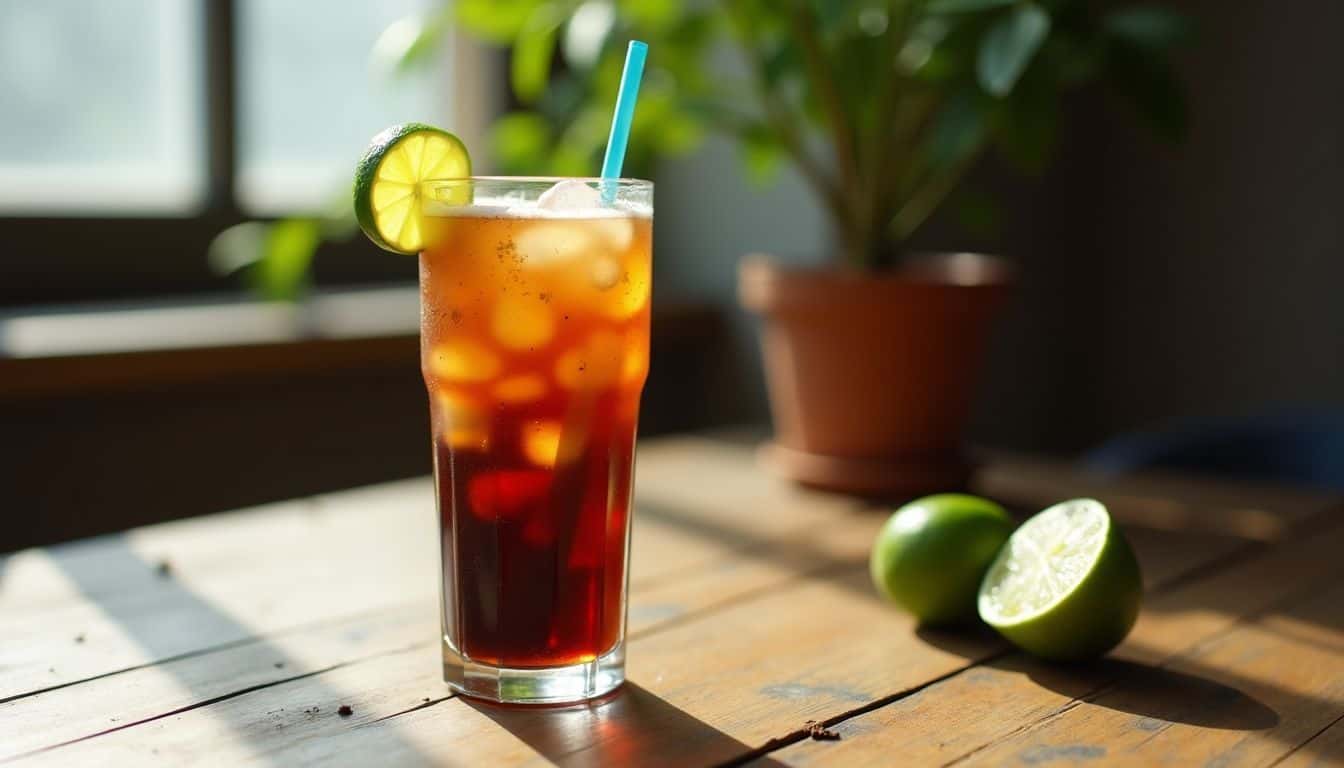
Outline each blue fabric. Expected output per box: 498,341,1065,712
1084,408,1344,491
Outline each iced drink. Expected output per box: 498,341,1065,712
418,178,652,703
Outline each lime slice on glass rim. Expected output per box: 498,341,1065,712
978,498,1142,661
353,122,470,254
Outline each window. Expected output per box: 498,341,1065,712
0,0,480,218
0,0,493,304
235,0,450,214
0,0,206,214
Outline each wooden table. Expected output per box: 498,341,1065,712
3,433,1343,766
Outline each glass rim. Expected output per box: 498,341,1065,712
419,176,652,187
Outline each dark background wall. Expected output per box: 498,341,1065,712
976,0,1344,452
659,0,1344,455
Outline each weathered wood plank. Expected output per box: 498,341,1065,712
7,437,1336,767
767,517,1344,767
954,579,1344,767
0,604,432,762
0,481,438,701
1279,712,1344,768
0,436,866,703
974,454,1337,541
1,437,877,759
0,509,878,762
12,506,1253,767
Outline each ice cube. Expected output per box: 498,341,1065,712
435,390,489,450
592,218,633,252
512,221,600,268
521,420,563,468
554,331,623,390
468,470,550,521
621,334,649,386
604,254,651,318
492,374,547,404
534,179,631,251
590,256,622,290
536,179,602,211
428,340,501,382
491,295,555,350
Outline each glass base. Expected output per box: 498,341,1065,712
443,640,625,705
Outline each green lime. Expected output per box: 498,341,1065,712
353,122,470,254
870,494,1014,625
978,498,1142,661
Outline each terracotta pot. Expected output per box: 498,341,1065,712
739,253,1013,497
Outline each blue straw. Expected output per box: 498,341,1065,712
599,40,647,203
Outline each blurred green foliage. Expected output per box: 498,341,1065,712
213,0,1188,294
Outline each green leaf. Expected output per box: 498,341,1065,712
977,3,1051,97
549,105,613,175
1039,32,1103,87
762,38,802,87
562,1,616,71
207,221,268,275
926,0,1015,14
740,126,784,185
807,0,848,34
251,219,320,302
455,0,544,43
617,0,680,32
381,9,452,75
549,145,593,176
1104,6,1191,50
512,4,563,103
490,112,552,173
927,89,988,169
995,78,1059,173
654,111,706,155
1108,49,1187,141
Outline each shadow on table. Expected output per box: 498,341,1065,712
913,623,1009,661
1009,655,1280,731
37,534,433,765
635,498,879,602
464,682,788,767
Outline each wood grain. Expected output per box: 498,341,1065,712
955,580,1344,767
10,485,1270,766
5,436,1343,767
1279,713,1344,767
974,453,1337,541
768,517,1344,767
0,437,856,700
0,436,872,761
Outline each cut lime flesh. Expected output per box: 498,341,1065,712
978,498,1142,661
354,123,470,254
979,498,1109,624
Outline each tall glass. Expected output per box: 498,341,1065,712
417,177,652,704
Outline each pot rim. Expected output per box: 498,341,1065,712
741,251,1014,287
739,252,1014,313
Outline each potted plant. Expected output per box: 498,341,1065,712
217,0,1187,494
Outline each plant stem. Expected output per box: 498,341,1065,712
890,146,981,241
861,1,929,268
878,87,941,245
724,1,854,260
791,6,859,213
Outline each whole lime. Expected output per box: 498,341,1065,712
869,494,1014,625
978,498,1142,661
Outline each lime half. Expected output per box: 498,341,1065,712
978,498,1142,661
354,122,470,254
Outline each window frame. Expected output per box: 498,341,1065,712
0,0,499,307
